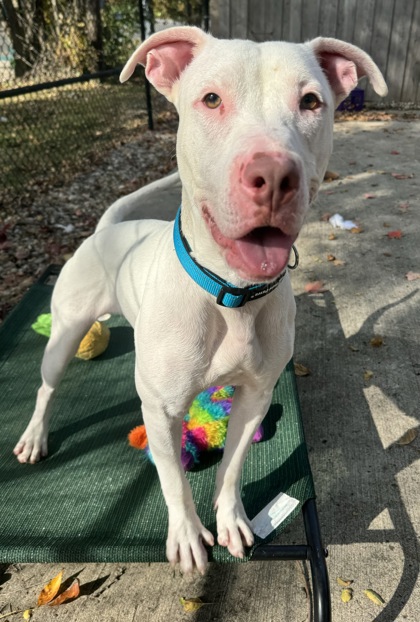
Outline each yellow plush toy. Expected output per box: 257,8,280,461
75,320,110,360
32,314,110,360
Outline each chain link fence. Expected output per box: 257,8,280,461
0,1,208,207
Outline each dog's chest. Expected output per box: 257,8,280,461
207,313,265,385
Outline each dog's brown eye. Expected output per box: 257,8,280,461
203,93,222,109
300,93,321,110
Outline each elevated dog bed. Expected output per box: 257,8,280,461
0,266,331,622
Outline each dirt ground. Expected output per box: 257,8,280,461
1,114,420,621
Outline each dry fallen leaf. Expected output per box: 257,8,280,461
364,370,374,382
391,173,414,180
363,588,385,606
324,170,340,182
341,588,353,603
179,597,209,612
387,230,403,239
327,254,336,262
328,233,337,240
294,362,311,377
405,271,420,281
333,259,346,266
350,226,364,234
22,611,32,620
363,193,376,199
49,579,80,606
337,577,354,587
304,280,327,293
396,428,418,446
37,570,63,606
370,336,384,348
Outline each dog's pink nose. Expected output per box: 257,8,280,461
241,154,300,209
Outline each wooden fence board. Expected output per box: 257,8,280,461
353,0,376,54
318,0,339,37
301,0,322,41
387,0,415,101
230,0,248,38
401,0,420,102
336,0,357,43
249,0,277,41
289,0,303,42
211,0,230,37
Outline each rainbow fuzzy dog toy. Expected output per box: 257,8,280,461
128,386,263,471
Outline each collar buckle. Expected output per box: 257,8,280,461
216,285,251,308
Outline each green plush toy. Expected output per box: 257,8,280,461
32,313,110,360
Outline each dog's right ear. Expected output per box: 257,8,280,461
120,26,209,100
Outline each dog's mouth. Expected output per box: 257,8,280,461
229,226,295,280
203,209,296,281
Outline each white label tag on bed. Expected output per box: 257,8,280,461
251,492,300,539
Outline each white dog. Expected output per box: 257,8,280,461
14,27,387,574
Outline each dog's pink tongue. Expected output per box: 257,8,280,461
234,228,293,279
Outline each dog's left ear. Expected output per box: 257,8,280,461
308,37,388,105
120,26,210,100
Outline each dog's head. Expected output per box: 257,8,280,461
121,27,387,283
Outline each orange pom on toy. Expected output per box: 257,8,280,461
128,425,148,450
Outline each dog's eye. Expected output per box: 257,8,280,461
300,93,321,111
203,93,222,109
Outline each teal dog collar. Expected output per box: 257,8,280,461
173,208,298,308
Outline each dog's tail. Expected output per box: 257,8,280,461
96,170,180,232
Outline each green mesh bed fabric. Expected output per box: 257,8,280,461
0,268,315,563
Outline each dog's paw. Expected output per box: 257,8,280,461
216,501,254,559
13,424,48,464
166,512,214,575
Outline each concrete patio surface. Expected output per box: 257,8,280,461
1,115,419,621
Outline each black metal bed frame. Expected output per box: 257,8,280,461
252,498,331,622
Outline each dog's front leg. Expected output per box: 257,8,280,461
138,391,215,574
214,385,273,558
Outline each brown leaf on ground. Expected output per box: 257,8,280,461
341,588,353,602
370,336,384,347
387,230,403,239
391,173,414,180
335,110,395,122
406,271,420,281
396,428,418,446
328,233,337,240
363,589,385,606
49,579,80,606
337,577,354,587
324,170,340,182
179,597,210,612
350,226,364,234
304,280,327,293
327,254,336,261
294,363,311,377
37,570,63,606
